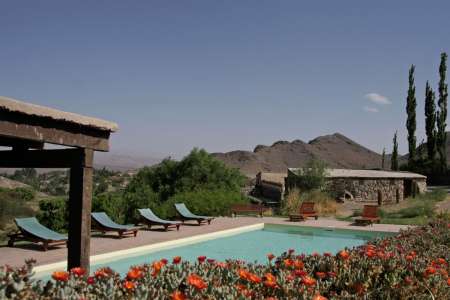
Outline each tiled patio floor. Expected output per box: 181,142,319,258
0,217,410,268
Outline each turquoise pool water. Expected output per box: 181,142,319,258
89,224,393,275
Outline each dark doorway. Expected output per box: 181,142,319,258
404,180,413,198
377,190,383,205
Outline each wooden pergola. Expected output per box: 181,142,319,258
0,96,118,271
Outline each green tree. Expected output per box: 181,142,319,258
391,132,399,171
294,158,328,191
406,65,417,166
425,81,437,162
381,147,386,169
437,52,448,172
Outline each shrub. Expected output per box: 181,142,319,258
92,192,127,224
282,189,337,216
0,187,35,231
1,220,449,299
36,197,68,232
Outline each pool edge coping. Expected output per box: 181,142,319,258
34,223,264,276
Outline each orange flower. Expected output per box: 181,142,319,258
173,256,182,264
171,290,186,300
94,267,112,279
438,258,447,265
313,294,328,300
424,266,436,277
294,260,304,269
301,276,316,286
160,258,168,265
197,256,207,263
447,278,450,286
406,255,414,261
52,271,69,282
248,272,262,284
284,258,294,267
339,250,350,260
263,273,277,288
123,280,135,290
267,253,275,261
70,267,86,277
216,262,227,268
127,267,143,280
187,273,207,290
152,261,164,277
315,272,326,279
238,269,250,280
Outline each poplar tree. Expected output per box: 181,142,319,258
425,81,437,162
391,132,399,171
381,148,386,169
437,52,448,172
406,65,417,167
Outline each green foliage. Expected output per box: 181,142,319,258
293,159,328,191
379,190,447,225
437,52,448,172
122,148,245,222
162,189,247,218
36,197,68,232
9,168,39,189
381,147,386,169
425,81,437,162
281,189,336,216
92,193,127,224
0,188,36,231
391,131,399,171
406,65,417,165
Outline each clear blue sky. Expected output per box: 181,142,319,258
1,1,449,158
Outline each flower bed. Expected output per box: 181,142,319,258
1,221,449,299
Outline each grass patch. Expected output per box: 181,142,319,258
379,189,447,225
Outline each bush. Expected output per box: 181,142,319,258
282,189,337,216
293,159,328,191
0,187,35,231
92,193,127,224
36,197,68,232
2,220,449,299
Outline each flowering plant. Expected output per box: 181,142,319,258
1,220,449,299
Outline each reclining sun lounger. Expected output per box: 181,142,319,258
138,208,181,231
289,202,319,221
91,212,138,238
174,203,214,225
354,205,380,226
8,217,67,251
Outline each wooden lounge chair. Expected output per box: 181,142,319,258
231,203,268,217
8,217,67,251
174,203,214,225
138,208,181,231
354,205,380,226
91,212,138,238
289,202,319,221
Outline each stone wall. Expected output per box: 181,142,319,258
325,178,404,205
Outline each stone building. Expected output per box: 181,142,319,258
254,172,286,202
286,168,427,205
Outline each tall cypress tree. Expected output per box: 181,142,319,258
437,52,448,172
406,65,417,167
425,81,437,162
381,147,386,169
391,132,399,171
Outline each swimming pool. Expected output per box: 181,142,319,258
88,224,392,275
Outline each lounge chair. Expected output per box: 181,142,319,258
289,202,319,221
91,212,138,238
138,208,181,231
7,217,67,251
174,203,214,225
354,205,380,226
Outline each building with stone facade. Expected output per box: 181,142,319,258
287,168,427,205
255,169,427,205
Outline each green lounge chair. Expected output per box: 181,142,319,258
174,203,214,225
138,208,181,231
91,212,138,238
8,217,67,251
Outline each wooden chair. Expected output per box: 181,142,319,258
354,205,380,226
289,202,319,221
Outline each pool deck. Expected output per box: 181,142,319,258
0,217,410,268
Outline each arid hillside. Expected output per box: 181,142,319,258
212,133,382,177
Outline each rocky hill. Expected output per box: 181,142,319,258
212,133,382,177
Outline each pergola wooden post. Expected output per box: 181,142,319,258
0,96,118,272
